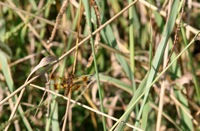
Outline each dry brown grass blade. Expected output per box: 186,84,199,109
30,84,143,130
166,0,186,66
62,2,84,130
139,0,198,34
6,90,20,131
4,91,27,130
156,40,169,131
107,95,120,128
86,0,101,68
4,56,57,130
9,50,46,67
171,72,193,87
5,0,55,55
48,0,69,43
62,88,72,131
0,0,136,107
1,2,140,129
0,1,84,40
170,93,199,126
26,56,57,81
72,2,84,75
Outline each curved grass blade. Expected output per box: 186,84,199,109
0,51,33,130
111,30,199,131
97,74,132,94
83,1,106,130
113,0,180,130
180,24,200,102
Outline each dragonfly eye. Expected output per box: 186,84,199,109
50,74,55,79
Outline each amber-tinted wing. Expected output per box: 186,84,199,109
49,74,64,90
50,74,90,96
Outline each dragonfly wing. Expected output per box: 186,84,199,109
71,84,81,91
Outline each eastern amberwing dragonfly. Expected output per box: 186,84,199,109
49,73,91,96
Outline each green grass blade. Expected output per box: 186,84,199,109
111,29,198,130
101,24,134,81
98,74,132,94
1,0,199,130
135,0,180,127
128,0,138,116
0,51,13,92
128,0,136,88
82,1,106,130
174,91,193,130
45,97,60,131
0,51,33,130
141,102,150,130
180,24,200,102
113,0,180,130
113,74,148,131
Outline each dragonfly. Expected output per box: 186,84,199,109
49,73,90,96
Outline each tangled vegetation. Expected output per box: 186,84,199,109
0,0,200,130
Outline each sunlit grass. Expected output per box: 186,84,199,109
0,0,199,130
